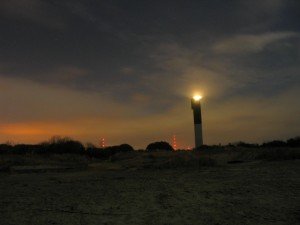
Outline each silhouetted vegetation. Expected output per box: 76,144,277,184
146,141,174,152
261,140,287,147
194,144,210,151
86,144,134,159
0,144,42,154
286,137,300,147
107,144,134,152
40,136,85,154
261,137,300,148
0,144,13,154
0,136,134,158
255,148,300,161
0,136,299,166
234,142,259,148
225,137,300,148
0,137,86,155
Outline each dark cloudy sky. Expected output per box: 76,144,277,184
0,0,299,148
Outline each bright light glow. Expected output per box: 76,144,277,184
193,95,202,101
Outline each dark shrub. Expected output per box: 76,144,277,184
0,143,45,154
146,141,173,152
117,144,134,152
287,137,300,147
262,140,286,147
13,144,44,154
0,144,13,154
86,147,105,158
194,145,211,151
86,144,134,159
105,144,134,154
256,148,300,161
235,142,259,148
41,136,85,154
194,145,227,151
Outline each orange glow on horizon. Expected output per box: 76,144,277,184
0,122,81,137
0,125,45,136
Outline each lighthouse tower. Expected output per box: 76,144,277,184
191,95,203,148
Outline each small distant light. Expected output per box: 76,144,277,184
193,95,202,101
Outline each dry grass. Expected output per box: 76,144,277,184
0,153,89,168
0,147,299,224
109,147,299,170
0,159,299,225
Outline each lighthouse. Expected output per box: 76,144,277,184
191,95,203,148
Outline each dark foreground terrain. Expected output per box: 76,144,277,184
0,150,299,225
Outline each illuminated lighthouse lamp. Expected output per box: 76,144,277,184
193,95,202,101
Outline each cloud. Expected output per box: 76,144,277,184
63,1,96,22
44,66,89,84
0,63,90,90
120,67,135,75
0,0,65,29
213,32,299,54
239,0,285,18
147,42,238,100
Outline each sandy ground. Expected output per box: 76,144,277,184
0,160,299,225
